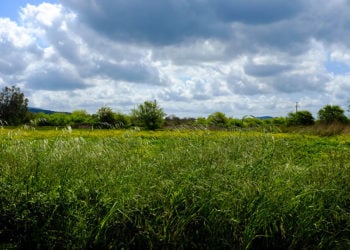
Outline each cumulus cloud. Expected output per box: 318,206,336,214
26,66,86,90
1,0,350,116
60,0,304,45
244,62,292,78
60,0,223,45
0,18,41,76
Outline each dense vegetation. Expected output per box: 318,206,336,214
1,129,349,249
0,86,29,126
1,86,350,248
1,86,349,131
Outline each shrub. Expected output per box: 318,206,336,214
318,105,348,124
207,112,228,128
97,106,116,126
287,111,315,126
131,100,166,130
114,113,131,129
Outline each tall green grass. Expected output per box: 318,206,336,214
0,130,349,249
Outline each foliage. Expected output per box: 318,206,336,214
0,86,29,125
0,86,349,132
164,115,196,127
270,117,286,126
309,122,350,136
0,130,349,249
242,117,263,127
207,111,228,128
96,106,116,127
287,110,315,126
34,112,72,126
70,110,92,124
165,115,182,127
195,117,208,127
318,105,348,124
131,100,166,130
114,113,131,129
227,117,243,128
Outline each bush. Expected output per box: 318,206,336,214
318,105,348,124
208,112,228,128
97,106,116,126
131,100,166,130
227,118,243,128
287,111,315,126
0,86,29,125
70,110,92,125
114,113,131,129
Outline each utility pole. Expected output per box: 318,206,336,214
295,102,299,113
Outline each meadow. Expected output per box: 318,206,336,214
0,127,349,249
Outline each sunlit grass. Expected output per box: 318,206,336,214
0,128,349,249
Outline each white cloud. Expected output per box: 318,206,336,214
1,1,350,117
0,18,34,47
20,3,66,27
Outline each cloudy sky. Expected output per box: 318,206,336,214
1,0,350,117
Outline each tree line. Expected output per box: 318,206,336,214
0,86,349,130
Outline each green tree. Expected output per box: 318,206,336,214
96,106,116,126
0,86,29,125
243,117,263,127
195,117,208,127
287,110,315,126
33,112,51,126
131,100,166,130
208,112,228,128
114,113,131,129
71,110,92,124
270,117,287,126
318,105,348,124
227,117,243,128
48,113,72,126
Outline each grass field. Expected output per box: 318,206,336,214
1,128,350,249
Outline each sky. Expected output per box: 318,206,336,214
1,0,350,118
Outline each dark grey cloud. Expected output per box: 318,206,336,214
0,37,42,75
60,0,218,45
271,74,328,93
18,6,166,87
60,0,303,45
244,61,292,77
58,0,350,70
26,68,86,90
225,1,350,53
305,1,350,46
152,39,229,65
2,1,350,117
94,61,164,85
0,55,27,75
45,28,83,65
213,0,302,24
228,80,270,95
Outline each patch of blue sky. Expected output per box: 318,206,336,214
0,2,21,20
324,54,350,75
0,1,57,21
325,60,350,75
179,76,192,82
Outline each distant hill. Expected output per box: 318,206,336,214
28,107,71,114
257,116,274,120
